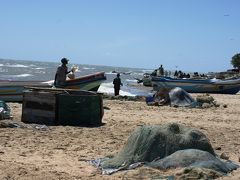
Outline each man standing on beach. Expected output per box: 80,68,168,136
54,57,72,88
157,65,164,76
113,73,123,96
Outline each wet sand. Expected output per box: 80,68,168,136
0,93,240,179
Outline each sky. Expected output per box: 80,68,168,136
0,0,239,72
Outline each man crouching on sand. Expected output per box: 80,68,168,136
147,88,170,106
154,88,170,105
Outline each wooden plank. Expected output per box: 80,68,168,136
23,94,56,104
22,109,55,125
24,86,98,95
22,90,57,125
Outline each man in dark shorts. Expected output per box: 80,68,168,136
113,73,123,96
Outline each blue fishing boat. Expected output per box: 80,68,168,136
151,76,240,94
0,72,106,101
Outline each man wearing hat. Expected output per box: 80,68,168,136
54,58,72,88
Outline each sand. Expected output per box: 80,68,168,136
0,93,240,179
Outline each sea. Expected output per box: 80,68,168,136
0,59,154,97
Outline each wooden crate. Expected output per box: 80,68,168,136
57,93,102,126
21,87,103,126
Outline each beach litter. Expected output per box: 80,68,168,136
0,119,48,130
90,123,239,177
0,100,11,120
196,94,220,108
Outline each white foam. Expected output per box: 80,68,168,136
105,72,117,75
29,64,37,67
97,82,135,96
120,90,136,96
5,64,29,68
125,79,138,83
141,69,154,73
1,74,33,79
82,67,95,70
131,72,145,76
97,82,114,94
17,74,33,77
33,67,46,70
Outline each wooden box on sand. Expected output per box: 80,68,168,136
21,87,104,126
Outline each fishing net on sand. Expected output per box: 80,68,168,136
91,123,216,174
90,123,239,175
169,87,197,107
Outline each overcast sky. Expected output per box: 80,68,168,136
0,0,239,72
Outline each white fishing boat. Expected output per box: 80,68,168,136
0,72,106,102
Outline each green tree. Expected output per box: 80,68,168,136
231,53,240,69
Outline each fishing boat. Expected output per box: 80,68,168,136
142,73,152,87
0,72,106,102
151,76,240,94
64,71,106,91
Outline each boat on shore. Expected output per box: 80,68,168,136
151,76,240,94
0,72,106,102
142,73,152,87
64,71,106,91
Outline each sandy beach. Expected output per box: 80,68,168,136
0,93,240,179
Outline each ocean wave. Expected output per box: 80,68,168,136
125,79,138,83
131,72,144,76
4,64,29,68
0,69,8,73
105,72,117,75
141,69,154,73
0,74,33,78
0,59,152,96
29,64,38,67
97,82,135,96
82,67,95,70
16,74,33,77
32,67,46,70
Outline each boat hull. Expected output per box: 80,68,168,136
0,72,106,102
0,81,50,102
151,76,240,94
0,86,25,102
64,72,106,91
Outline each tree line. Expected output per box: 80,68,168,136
231,53,240,70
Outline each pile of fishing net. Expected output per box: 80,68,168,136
90,123,239,176
146,87,220,108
